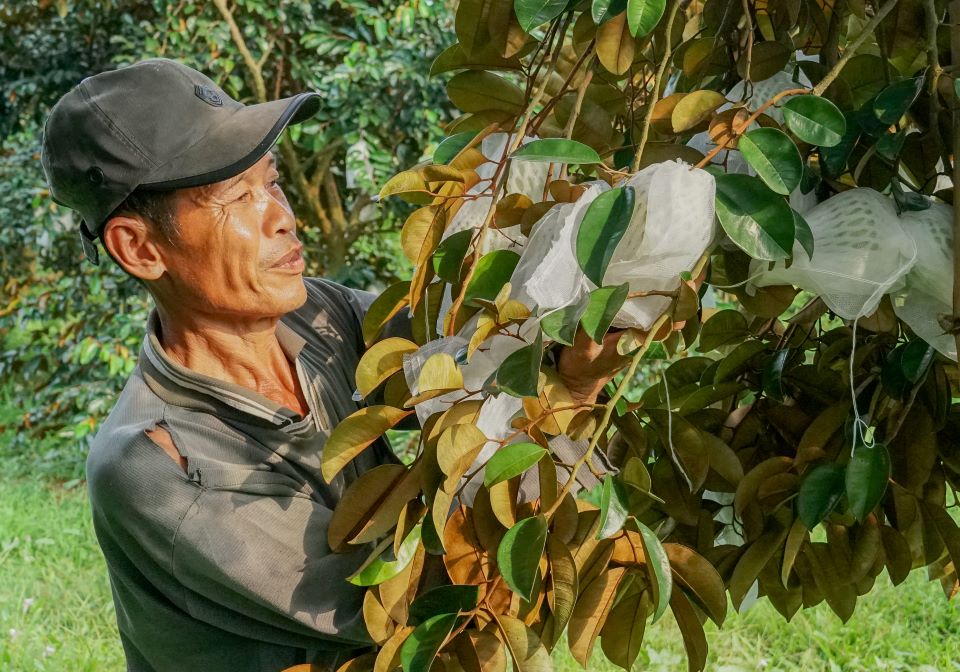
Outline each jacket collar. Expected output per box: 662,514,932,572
137,308,314,433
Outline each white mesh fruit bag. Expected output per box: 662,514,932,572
441,133,553,255
748,188,918,320
606,160,716,329
893,202,956,360
512,162,715,331
510,182,608,310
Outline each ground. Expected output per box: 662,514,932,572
1,476,959,671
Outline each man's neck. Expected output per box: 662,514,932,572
154,305,309,416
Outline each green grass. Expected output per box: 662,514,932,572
1,476,959,671
0,478,123,671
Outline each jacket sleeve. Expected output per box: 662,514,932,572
170,478,375,649
89,431,375,651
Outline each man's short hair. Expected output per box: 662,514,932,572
104,188,180,245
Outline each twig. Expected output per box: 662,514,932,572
529,41,597,132
693,87,808,168
924,0,951,177
810,0,900,96
446,16,571,333
632,0,682,172
558,62,596,182
950,1,960,359
211,0,267,102
740,0,754,84
627,289,679,299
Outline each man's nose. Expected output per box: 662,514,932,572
263,187,296,237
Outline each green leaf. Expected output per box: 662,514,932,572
580,283,629,344
955,78,960,101
433,230,473,283
714,173,795,261
430,42,524,77
797,463,846,530
873,77,923,125
882,339,934,400
592,0,627,24
876,130,907,161
881,343,911,400
434,131,478,164
901,339,935,383
540,301,586,346
792,208,815,259
447,71,525,113
512,138,603,164
845,442,891,522
496,330,543,397
497,515,548,601
714,339,767,383
484,442,548,487
636,521,672,623
597,476,629,539
409,585,481,624
762,349,790,402
781,95,846,147
891,178,932,214
349,524,422,586
576,186,635,286
577,481,603,507
464,250,521,305
818,112,860,178
698,309,749,352
626,0,666,37
400,613,458,672
737,128,803,195
514,0,568,32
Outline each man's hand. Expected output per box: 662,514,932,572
556,328,632,405
556,319,682,405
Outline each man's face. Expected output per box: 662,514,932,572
152,151,307,320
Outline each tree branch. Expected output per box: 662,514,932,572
211,0,267,102
810,0,900,96
950,1,960,360
632,0,682,172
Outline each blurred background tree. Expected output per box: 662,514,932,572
0,0,454,478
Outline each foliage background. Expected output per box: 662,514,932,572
0,0,454,479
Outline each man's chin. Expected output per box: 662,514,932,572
277,277,309,314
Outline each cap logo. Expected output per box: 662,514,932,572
194,84,223,107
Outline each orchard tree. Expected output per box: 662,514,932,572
0,0,453,476
313,0,960,670
142,0,454,276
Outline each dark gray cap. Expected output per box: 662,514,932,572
40,58,320,265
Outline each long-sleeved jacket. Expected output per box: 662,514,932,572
86,277,397,671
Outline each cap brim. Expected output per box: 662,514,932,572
139,92,320,190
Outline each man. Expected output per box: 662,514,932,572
41,59,624,671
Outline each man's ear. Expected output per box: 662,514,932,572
102,215,168,281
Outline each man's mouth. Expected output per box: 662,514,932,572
271,245,304,272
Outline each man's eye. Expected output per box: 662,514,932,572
233,190,252,203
